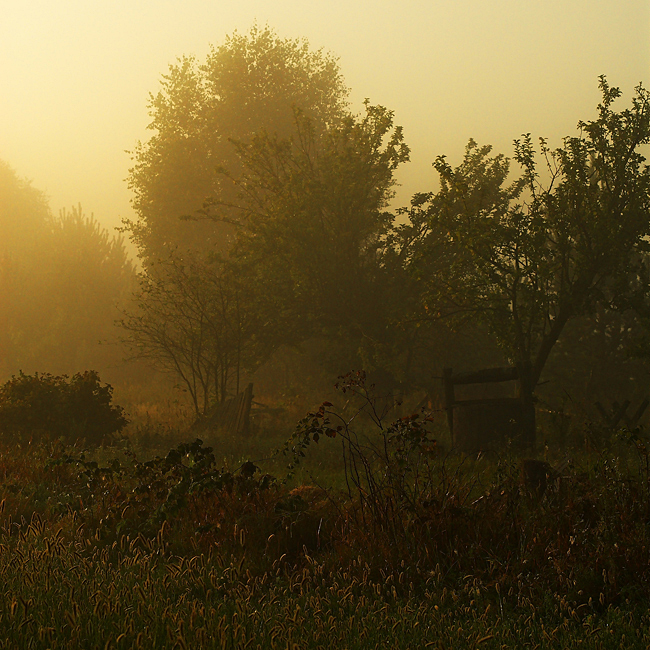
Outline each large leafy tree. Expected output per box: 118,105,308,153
123,104,410,405
126,25,349,264
215,102,410,342
122,29,411,402
397,78,650,396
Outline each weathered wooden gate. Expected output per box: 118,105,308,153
193,383,254,436
443,364,535,452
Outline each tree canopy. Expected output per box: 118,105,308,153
397,77,650,393
126,25,349,264
218,101,409,338
121,28,410,407
119,24,650,414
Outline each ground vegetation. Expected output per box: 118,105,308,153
0,379,649,647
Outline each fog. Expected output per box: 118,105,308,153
1,0,650,419
2,1,648,234
2,7,650,632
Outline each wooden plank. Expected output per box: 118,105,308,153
451,366,519,386
234,383,253,435
194,383,254,436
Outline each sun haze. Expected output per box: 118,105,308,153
1,0,648,234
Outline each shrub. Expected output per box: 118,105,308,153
0,370,128,445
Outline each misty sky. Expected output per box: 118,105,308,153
1,0,648,236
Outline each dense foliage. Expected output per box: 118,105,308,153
1,395,650,647
126,25,349,263
397,78,650,395
119,24,650,415
122,27,411,409
0,371,128,445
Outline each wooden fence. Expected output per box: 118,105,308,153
192,383,254,436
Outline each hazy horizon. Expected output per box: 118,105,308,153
2,0,648,243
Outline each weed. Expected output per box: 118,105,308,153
1,379,650,646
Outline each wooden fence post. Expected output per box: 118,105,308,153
443,368,455,440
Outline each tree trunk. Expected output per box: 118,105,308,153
531,307,573,389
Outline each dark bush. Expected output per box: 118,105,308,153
0,370,128,445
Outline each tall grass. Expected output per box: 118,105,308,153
1,514,649,648
2,375,650,647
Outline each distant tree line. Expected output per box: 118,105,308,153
2,26,649,421
0,163,135,382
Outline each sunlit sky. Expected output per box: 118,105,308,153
1,0,648,238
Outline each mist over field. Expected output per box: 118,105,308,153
3,7,650,647
0,2,649,424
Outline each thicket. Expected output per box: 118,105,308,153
121,26,650,424
0,371,128,446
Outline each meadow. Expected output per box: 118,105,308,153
1,378,650,648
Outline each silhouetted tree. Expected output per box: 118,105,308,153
396,78,650,399
216,102,409,342
120,254,269,415
122,30,412,399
